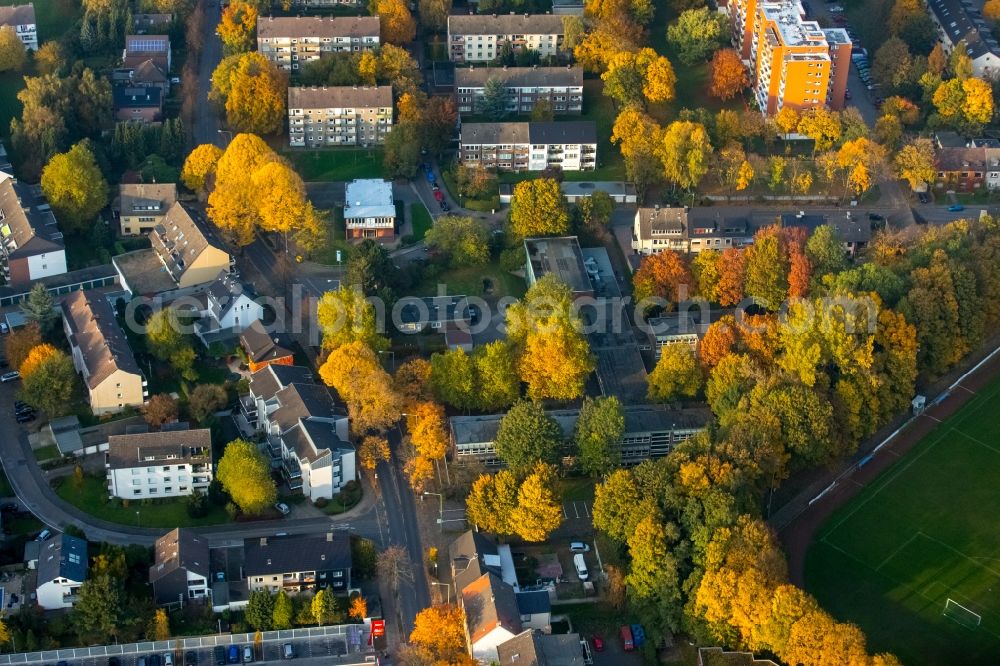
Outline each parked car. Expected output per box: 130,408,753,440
185,652,197,666
0,323,8,334
214,646,226,666
426,170,436,183
573,553,589,581
569,542,590,553
138,658,147,666
433,190,444,202
591,635,604,652
948,204,965,212
16,412,35,424
242,646,253,664
274,502,290,516
282,644,295,660
620,625,634,651
631,624,646,648
868,213,884,221
36,529,51,541
227,646,239,665
163,653,173,666
440,201,450,212
1,370,20,383
918,192,929,204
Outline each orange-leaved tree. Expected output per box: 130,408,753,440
709,48,749,101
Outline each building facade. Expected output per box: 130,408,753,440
458,121,596,171
36,534,88,610
447,14,564,63
257,16,379,70
117,183,177,235
934,146,1000,192
343,178,396,240
149,202,233,289
926,0,1000,79
454,66,583,115
106,429,213,500
288,86,393,147
632,206,755,256
0,4,37,50
150,528,211,606
0,172,67,284
186,272,264,347
244,533,351,594
61,290,148,415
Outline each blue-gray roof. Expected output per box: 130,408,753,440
515,590,551,615
37,533,88,585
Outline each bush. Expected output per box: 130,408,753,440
500,247,526,273
351,536,378,580
225,501,240,520
208,479,228,505
314,497,329,509
186,490,209,518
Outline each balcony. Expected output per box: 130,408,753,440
282,457,302,480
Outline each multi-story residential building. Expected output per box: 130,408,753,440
123,34,171,71
116,182,177,235
240,319,294,374
343,178,396,240
288,86,392,148
926,0,1000,78
244,532,351,594
150,528,211,606
149,202,232,289
107,429,213,500
285,0,362,7
0,172,67,284
729,0,849,115
450,405,711,467
0,4,37,50
447,14,564,63
36,534,88,610
241,364,357,501
454,66,583,115
458,121,596,171
933,146,1000,192
184,272,264,346
632,205,755,256
257,16,379,70
61,290,148,415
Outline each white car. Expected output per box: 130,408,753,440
274,502,291,516
1,370,20,383
570,542,591,553
828,5,844,11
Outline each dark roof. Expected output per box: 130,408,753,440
780,212,872,244
271,383,339,431
647,308,724,340
524,236,592,294
449,530,500,592
243,532,351,576
61,290,143,389
936,146,987,171
515,590,550,616
240,319,293,364
926,0,999,59
132,59,168,84
460,121,597,146
118,182,176,216
114,86,162,110
0,264,116,303
204,271,254,321
0,4,36,27
37,533,88,585
248,364,316,401
106,428,211,469
150,528,210,583
454,66,583,89
286,417,352,464
528,121,596,145
634,206,752,241
463,572,522,644
397,295,470,326
496,630,586,666
0,172,65,260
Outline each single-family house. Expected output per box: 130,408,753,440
496,630,588,666
123,34,171,71
462,572,523,663
36,534,88,610
114,86,163,123
187,272,264,347
150,528,211,605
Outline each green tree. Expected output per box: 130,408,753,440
647,344,703,402
74,574,129,643
508,178,569,239
19,349,76,416
429,347,476,410
666,7,729,65
345,239,399,297
659,120,712,191
216,439,278,515
510,463,563,541
246,590,274,630
578,191,615,230
744,226,789,309
21,283,57,335
592,469,642,543
494,400,563,475
479,76,509,120
383,122,422,179
311,588,336,626
40,141,110,231
625,514,681,611
472,341,520,411
805,224,847,280
146,308,197,380
574,396,624,476
272,591,293,630
189,384,228,424
423,216,490,267
316,286,390,352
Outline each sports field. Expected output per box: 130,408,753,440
806,375,1000,665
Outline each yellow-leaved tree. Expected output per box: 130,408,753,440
659,120,712,191
19,343,60,378
509,463,563,542
508,178,569,238
210,52,287,134
180,143,223,193
217,2,258,55
319,341,400,434
216,438,277,515
407,605,473,665
370,0,416,44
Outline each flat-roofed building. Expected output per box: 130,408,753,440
0,4,37,50
459,121,596,171
454,66,583,115
288,85,393,147
523,236,593,298
106,428,213,500
343,178,396,240
116,183,177,235
257,16,379,70
447,14,564,63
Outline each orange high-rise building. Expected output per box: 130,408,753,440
728,0,851,116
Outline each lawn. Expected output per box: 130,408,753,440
55,474,230,528
33,445,61,462
415,260,527,299
409,202,433,242
283,148,385,182
311,206,353,266
805,374,1000,665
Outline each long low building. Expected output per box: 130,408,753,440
458,121,596,172
454,66,583,115
450,405,711,466
447,14,565,63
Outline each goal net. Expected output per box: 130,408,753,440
944,599,982,628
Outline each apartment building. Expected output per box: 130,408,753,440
458,121,596,171
257,16,379,70
0,172,67,285
285,0,362,6
926,0,1000,78
454,66,583,115
288,86,393,148
447,14,564,63
116,183,177,235
106,429,213,500
244,532,351,594
36,534,88,610
150,528,211,606
344,178,396,240
61,290,148,415
729,0,849,115
0,4,37,50
149,202,232,289
632,206,755,256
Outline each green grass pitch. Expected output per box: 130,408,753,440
805,376,1000,665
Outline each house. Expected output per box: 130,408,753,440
344,179,396,240
123,34,171,71
779,211,872,256
130,59,170,93
113,85,163,123
632,206,754,256
0,172,67,284
187,272,264,347
496,630,588,666
257,16,380,70
524,236,594,299
244,532,352,594
149,528,211,605
116,182,177,235
0,3,37,50
450,405,711,466
447,14,565,63
61,290,148,415
925,0,1000,78
459,121,597,172
449,529,516,592
36,534,88,610
285,0,362,7
241,364,357,501
106,428,213,500
454,66,583,115
240,319,294,373
515,590,552,632
933,146,1000,192
462,572,523,663
287,86,393,148
396,296,471,333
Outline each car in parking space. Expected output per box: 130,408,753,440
214,647,226,666
227,646,239,664
163,653,173,666
948,204,965,212
16,412,35,424
274,502,290,516
282,644,295,660
36,529,51,541
1,370,20,383
569,541,590,553
138,658,147,666
426,170,436,183
242,646,253,664
591,635,604,652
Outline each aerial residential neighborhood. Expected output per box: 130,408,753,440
0,0,999,664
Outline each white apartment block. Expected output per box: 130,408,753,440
447,14,564,63
106,429,214,500
458,121,596,172
257,16,380,70
288,85,393,147
454,66,583,115
0,4,37,50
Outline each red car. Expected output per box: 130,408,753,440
433,190,444,203
591,635,604,652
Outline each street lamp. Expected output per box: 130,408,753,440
422,491,443,533
136,510,140,527
430,581,451,606
217,129,233,145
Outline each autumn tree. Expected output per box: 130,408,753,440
510,463,563,541
217,439,277,515
602,48,676,106
19,343,58,379
698,316,739,369
317,286,389,352
146,308,198,381
716,247,747,306
210,52,287,134
836,137,887,196
189,384,228,424
633,250,694,305
349,594,368,621
40,141,109,231
666,7,729,65
659,120,712,191
775,107,800,138
143,393,179,427
311,588,336,626
181,143,224,193
611,105,663,198
370,0,416,44
466,470,519,535
319,341,400,433
418,0,450,31
744,226,789,309
495,400,563,474
272,591,293,630
0,26,26,72
574,396,625,476
429,347,476,410
508,178,569,238
592,468,643,543
358,436,391,478
423,216,490,267
217,2,257,55
150,608,170,641
797,107,841,153
579,190,615,230
4,322,40,371
408,401,448,464
519,324,595,400
472,341,520,411
709,48,749,100
19,347,75,416
407,605,472,665
647,344,703,402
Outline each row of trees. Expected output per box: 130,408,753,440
244,588,366,631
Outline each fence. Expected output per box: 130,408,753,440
0,625,371,665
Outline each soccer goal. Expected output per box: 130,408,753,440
943,598,982,628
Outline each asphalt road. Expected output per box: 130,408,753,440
192,0,224,148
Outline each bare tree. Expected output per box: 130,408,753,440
377,546,413,597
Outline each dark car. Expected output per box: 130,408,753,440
16,413,35,424
185,652,197,666
214,646,226,666
918,192,929,204
228,646,239,665
109,658,120,666
441,202,450,212
150,655,162,666
868,213,884,221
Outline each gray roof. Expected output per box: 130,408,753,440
449,530,500,592
524,236,592,294
647,308,725,340
288,85,392,110
204,271,253,322
0,4,36,27
248,364,316,401
257,15,379,39
271,383,339,431
497,630,586,666
48,415,83,455
106,428,211,470
780,212,872,244
240,319,293,365
286,417,352,464
515,590,550,616
448,13,564,36
0,172,65,260
149,202,228,284
118,182,176,216
37,533,88,585
926,0,1000,59
114,86,162,110
460,121,596,146
560,181,636,198
398,295,470,326
125,34,170,53
529,121,596,145
132,59,168,84
634,206,752,241
463,572,522,645
61,290,143,389
151,528,210,583
243,532,351,576
454,66,583,89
